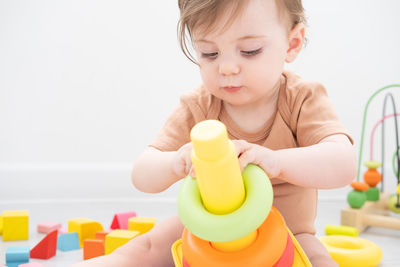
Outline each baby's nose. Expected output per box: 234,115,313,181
218,60,240,76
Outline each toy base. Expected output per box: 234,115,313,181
171,227,311,267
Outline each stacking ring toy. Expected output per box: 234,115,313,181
273,233,294,267
182,206,288,267
178,164,273,242
319,235,382,267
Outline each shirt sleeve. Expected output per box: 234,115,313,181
149,98,196,152
292,83,353,147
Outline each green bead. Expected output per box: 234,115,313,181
347,190,366,209
364,160,382,169
365,187,380,201
388,194,400,214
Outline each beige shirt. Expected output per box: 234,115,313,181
150,70,352,235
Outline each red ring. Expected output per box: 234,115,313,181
273,233,294,267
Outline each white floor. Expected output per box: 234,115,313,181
1,198,399,267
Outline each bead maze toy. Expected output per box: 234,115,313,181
341,84,400,232
171,120,311,267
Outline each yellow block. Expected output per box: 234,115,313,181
397,184,400,195
0,215,3,235
2,210,29,241
105,229,140,254
190,120,245,215
68,218,104,247
128,217,156,235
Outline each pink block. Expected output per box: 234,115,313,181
19,262,47,267
110,211,136,229
57,228,67,235
37,222,62,234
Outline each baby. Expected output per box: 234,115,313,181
72,0,356,266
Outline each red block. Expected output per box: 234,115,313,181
30,230,58,259
83,239,105,260
110,212,136,229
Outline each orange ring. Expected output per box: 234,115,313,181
273,233,294,267
182,206,287,267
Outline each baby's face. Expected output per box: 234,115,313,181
193,0,298,108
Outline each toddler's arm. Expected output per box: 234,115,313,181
235,134,356,189
275,134,356,188
131,143,193,193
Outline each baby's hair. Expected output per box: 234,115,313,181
177,0,307,64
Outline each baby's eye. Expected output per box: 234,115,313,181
201,52,218,59
241,48,263,57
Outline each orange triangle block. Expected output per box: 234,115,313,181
30,229,58,259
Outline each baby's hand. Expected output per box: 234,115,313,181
232,140,281,178
172,142,196,179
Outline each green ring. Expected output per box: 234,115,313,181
178,164,273,242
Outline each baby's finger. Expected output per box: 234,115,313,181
189,167,196,178
237,150,254,172
232,140,250,156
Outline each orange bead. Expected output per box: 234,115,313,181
350,181,369,192
363,169,382,187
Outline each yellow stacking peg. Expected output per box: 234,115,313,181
190,120,256,252
105,229,140,254
190,120,245,215
397,184,400,195
68,218,104,247
2,210,29,241
128,217,156,235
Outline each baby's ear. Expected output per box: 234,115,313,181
285,23,306,63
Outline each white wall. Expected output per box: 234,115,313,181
1,0,399,203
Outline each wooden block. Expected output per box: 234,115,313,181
110,211,137,230
68,218,103,247
6,246,30,266
57,232,80,251
105,229,140,254
37,222,62,234
341,192,400,232
341,207,367,232
30,230,58,259
83,239,105,260
95,231,111,241
363,213,400,230
128,217,156,234
2,210,29,241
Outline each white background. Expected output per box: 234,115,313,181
1,0,400,203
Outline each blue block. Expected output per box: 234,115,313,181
6,246,30,266
57,232,80,251
7,261,28,267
